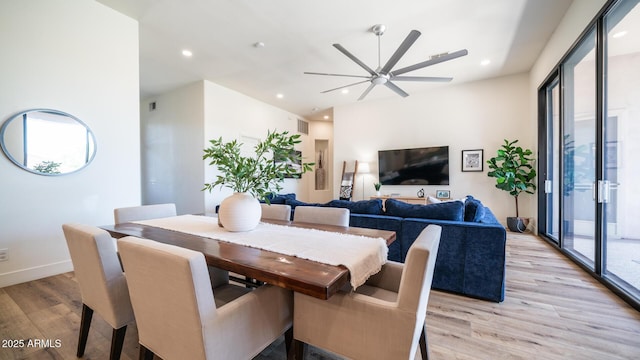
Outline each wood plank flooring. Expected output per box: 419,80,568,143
1,232,639,359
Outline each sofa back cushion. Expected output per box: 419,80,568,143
385,198,464,221
323,199,384,215
263,193,296,204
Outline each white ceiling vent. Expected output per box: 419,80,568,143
297,118,309,135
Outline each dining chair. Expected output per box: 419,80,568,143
293,206,350,227
113,202,229,289
113,203,177,224
260,203,292,221
62,223,135,360
117,236,293,360
293,224,442,360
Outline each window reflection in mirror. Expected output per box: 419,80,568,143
0,109,96,175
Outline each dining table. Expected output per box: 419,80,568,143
101,215,396,300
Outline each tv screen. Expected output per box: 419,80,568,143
378,146,449,185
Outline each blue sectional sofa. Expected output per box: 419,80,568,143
272,194,507,302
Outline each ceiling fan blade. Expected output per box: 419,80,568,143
384,81,409,97
333,44,377,76
320,80,371,94
358,83,376,101
391,49,469,76
304,71,371,79
392,76,453,82
380,30,421,75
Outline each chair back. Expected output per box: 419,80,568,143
260,203,291,221
62,224,134,329
397,225,441,354
293,206,350,227
118,236,214,360
114,203,177,224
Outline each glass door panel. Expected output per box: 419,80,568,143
562,28,597,269
603,0,640,295
544,79,560,242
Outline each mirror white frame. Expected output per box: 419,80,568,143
0,109,97,176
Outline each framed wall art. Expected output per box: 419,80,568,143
462,149,483,172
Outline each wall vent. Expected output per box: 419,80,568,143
297,118,309,135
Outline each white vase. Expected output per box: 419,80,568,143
375,191,381,196
218,192,261,232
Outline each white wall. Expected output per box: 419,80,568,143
333,73,531,224
141,82,205,215
0,0,140,287
202,80,314,212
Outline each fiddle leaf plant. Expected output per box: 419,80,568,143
203,130,314,202
486,139,536,218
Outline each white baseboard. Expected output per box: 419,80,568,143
0,260,73,288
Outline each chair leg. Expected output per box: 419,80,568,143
77,304,94,357
110,326,127,360
419,327,430,360
293,339,306,360
138,344,155,360
284,327,293,360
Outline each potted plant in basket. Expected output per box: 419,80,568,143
203,130,313,231
486,139,537,232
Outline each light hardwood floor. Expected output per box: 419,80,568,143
1,232,639,360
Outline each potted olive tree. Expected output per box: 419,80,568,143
203,130,313,231
486,139,536,232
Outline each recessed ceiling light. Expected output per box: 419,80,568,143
323,115,329,120
341,89,349,94
612,31,627,38
182,49,193,57
480,59,491,66
253,42,266,48
276,93,284,99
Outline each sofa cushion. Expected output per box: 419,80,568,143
464,196,485,222
384,198,464,221
284,198,322,208
262,193,296,204
324,199,384,215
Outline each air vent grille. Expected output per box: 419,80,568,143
297,119,309,135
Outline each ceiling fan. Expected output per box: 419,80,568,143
305,24,468,101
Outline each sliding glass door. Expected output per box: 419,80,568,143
602,0,640,294
562,28,597,269
539,0,640,309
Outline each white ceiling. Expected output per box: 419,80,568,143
96,0,574,121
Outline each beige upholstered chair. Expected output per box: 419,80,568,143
113,202,229,289
293,225,442,360
62,224,135,360
261,203,292,221
118,236,293,360
113,203,177,224
293,206,350,227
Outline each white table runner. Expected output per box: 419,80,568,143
132,214,388,289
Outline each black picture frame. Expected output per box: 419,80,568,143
461,149,483,172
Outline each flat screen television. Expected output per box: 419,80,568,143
378,146,449,185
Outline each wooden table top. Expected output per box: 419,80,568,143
101,218,395,300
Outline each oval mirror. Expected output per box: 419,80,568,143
0,109,97,175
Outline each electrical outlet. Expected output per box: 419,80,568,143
0,248,8,262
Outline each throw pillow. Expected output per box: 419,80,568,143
324,199,384,215
464,195,485,222
263,193,296,204
385,198,464,221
